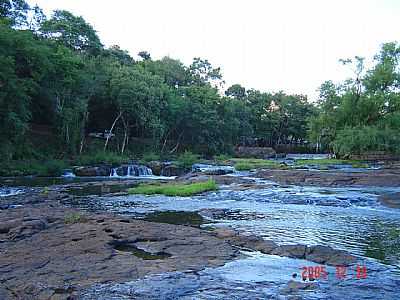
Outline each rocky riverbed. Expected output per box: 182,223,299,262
1,165,400,299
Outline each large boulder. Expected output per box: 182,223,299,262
160,164,187,177
146,161,163,176
73,166,111,177
235,146,276,159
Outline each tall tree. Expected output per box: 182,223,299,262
41,10,102,54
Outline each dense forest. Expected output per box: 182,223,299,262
1,0,399,166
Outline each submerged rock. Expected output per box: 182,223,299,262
212,228,357,266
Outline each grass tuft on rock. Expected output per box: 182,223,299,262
232,158,282,171
294,159,368,168
128,179,217,196
64,213,87,224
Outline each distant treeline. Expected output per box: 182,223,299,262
1,1,399,161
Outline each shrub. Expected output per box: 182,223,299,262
76,151,130,165
0,160,67,176
176,151,200,169
141,152,161,163
39,160,67,176
214,154,231,162
332,126,400,157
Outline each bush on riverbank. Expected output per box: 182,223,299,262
128,179,217,196
0,160,67,177
176,151,200,169
75,152,130,166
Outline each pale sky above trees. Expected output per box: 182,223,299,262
28,0,400,101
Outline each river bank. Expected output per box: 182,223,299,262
1,161,400,299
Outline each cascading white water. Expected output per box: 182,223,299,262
110,168,119,177
110,165,153,177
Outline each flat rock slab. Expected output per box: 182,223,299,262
0,205,238,299
255,169,400,187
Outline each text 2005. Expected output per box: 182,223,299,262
301,266,328,279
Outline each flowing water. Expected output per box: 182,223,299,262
63,173,400,299
2,168,400,298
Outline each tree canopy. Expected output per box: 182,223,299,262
309,42,400,156
5,1,395,162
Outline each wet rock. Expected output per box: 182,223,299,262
280,280,318,294
198,208,231,219
192,164,235,175
226,233,271,251
73,166,111,177
161,164,186,177
146,161,163,176
213,227,237,238
0,219,21,234
144,211,204,227
255,169,400,187
272,244,307,259
252,240,279,254
0,205,237,299
305,245,357,266
379,192,400,209
5,218,48,240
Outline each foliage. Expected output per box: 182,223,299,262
309,42,400,156
0,2,329,166
75,151,129,166
141,152,161,163
128,179,217,196
176,151,200,169
214,154,231,162
0,159,67,176
332,126,400,157
41,10,102,53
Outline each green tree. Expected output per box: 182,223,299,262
41,10,102,54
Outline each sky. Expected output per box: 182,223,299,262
28,0,400,101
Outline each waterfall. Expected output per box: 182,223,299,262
110,168,119,177
110,164,153,177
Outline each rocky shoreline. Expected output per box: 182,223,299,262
0,181,362,299
255,167,400,187
0,191,239,299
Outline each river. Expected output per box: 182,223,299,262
44,171,400,299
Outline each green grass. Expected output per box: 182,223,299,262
128,179,217,196
64,213,87,224
214,154,231,163
231,158,282,171
294,159,368,168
